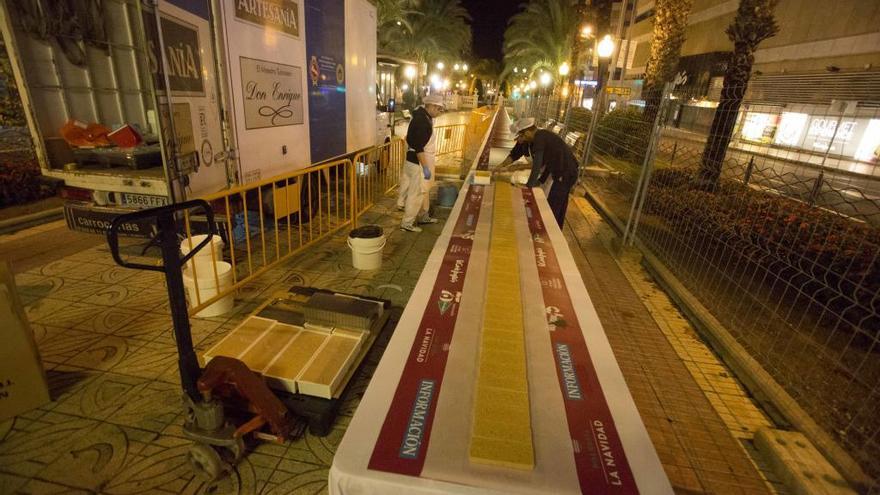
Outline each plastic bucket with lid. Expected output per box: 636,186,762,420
438,183,458,207
182,260,234,317
180,234,224,271
347,225,386,270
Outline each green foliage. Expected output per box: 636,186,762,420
502,0,579,83
643,0,693,95
647,168,879,327
377,0,472,64
593,108,651,163
0,155,57,207
563,106,592,132
0,38,26,128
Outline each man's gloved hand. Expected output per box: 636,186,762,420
422,166,432,180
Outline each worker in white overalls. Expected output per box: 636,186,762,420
400,94,445,232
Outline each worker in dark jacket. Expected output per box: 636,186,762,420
512,118,579,227
400,94,445,232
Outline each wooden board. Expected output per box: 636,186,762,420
263,330,328,393
239,323,301,373
469,182,534,470
204,316,275,362
297,334,362,399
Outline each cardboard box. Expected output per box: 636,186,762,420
0,262,51,421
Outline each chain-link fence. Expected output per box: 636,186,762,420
514,82,880,489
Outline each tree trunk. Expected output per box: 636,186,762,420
698,42,755,189
642,0,693,121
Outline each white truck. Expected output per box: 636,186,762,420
0,0,381,237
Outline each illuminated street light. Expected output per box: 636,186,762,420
443,78,450,89
401,83,409,91
514,67,519,73
429,73,440,85
462,63,468,71
529,80,537,89
454,63,460,71
396,21,402,26
540,72,552,86
436,61,445,70
558,62,570,76
404,65,417,80
580,24,593,38
597,35,615,58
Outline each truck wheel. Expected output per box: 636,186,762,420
188,442,225,481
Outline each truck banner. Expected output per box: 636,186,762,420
305,0,346,162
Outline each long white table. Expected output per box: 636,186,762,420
329,179,672,494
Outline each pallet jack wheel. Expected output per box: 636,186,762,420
188,442,226,481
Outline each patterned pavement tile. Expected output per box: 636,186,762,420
26,298,95,328
73,307,149,335
263,464,329,495
110,341,180,383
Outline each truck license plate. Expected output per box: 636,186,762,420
120,193,169,208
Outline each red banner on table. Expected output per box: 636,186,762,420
521,188,639,493
368,185,485,475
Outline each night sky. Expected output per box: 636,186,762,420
462,0,523,61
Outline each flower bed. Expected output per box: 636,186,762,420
645,168,879,340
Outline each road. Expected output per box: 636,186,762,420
657,130,880,224
0,220,103,274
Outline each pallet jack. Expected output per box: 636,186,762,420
107,200,390,480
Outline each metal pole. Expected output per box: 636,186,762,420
743,156,755,185
623,83,672,246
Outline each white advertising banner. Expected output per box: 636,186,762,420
345,0,378,150
221,0,311,183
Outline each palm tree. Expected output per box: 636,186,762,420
642,0,693,120
698,0,779,188
501,0,580,85
379,0,472,80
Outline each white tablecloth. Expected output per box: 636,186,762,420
329,182,672,494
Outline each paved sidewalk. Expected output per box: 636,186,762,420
2,119,787,493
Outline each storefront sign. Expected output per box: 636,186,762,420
236,0,300,38
741,112,778,143
774,112,808,147
605,86,631,96
239,57,304,129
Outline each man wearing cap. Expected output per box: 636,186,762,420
399,95,445,232
503,118,579,227
495,117,535,173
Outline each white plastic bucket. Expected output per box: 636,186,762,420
180,234,224,271
182,260,234,317
347,235,386,270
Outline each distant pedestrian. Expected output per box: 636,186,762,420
400,94,445,232
512,118,579,227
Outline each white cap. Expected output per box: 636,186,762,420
512,117,536,135
423,94,446,108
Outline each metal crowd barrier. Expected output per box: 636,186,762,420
182,157,356,314
180,109,491,315
434,124,467,157
352,137,406,216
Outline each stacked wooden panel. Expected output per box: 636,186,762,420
469,182,534,470
202,316,366,399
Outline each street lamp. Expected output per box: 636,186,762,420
514,67,519,73
540,72,552,86
454,63,460,71
558,62,570,76
404,65,416,80
462,63,468,71
580,24,593,38
529,80,537,89
581,35,617,172
436,61,445,70
597,35,615,58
